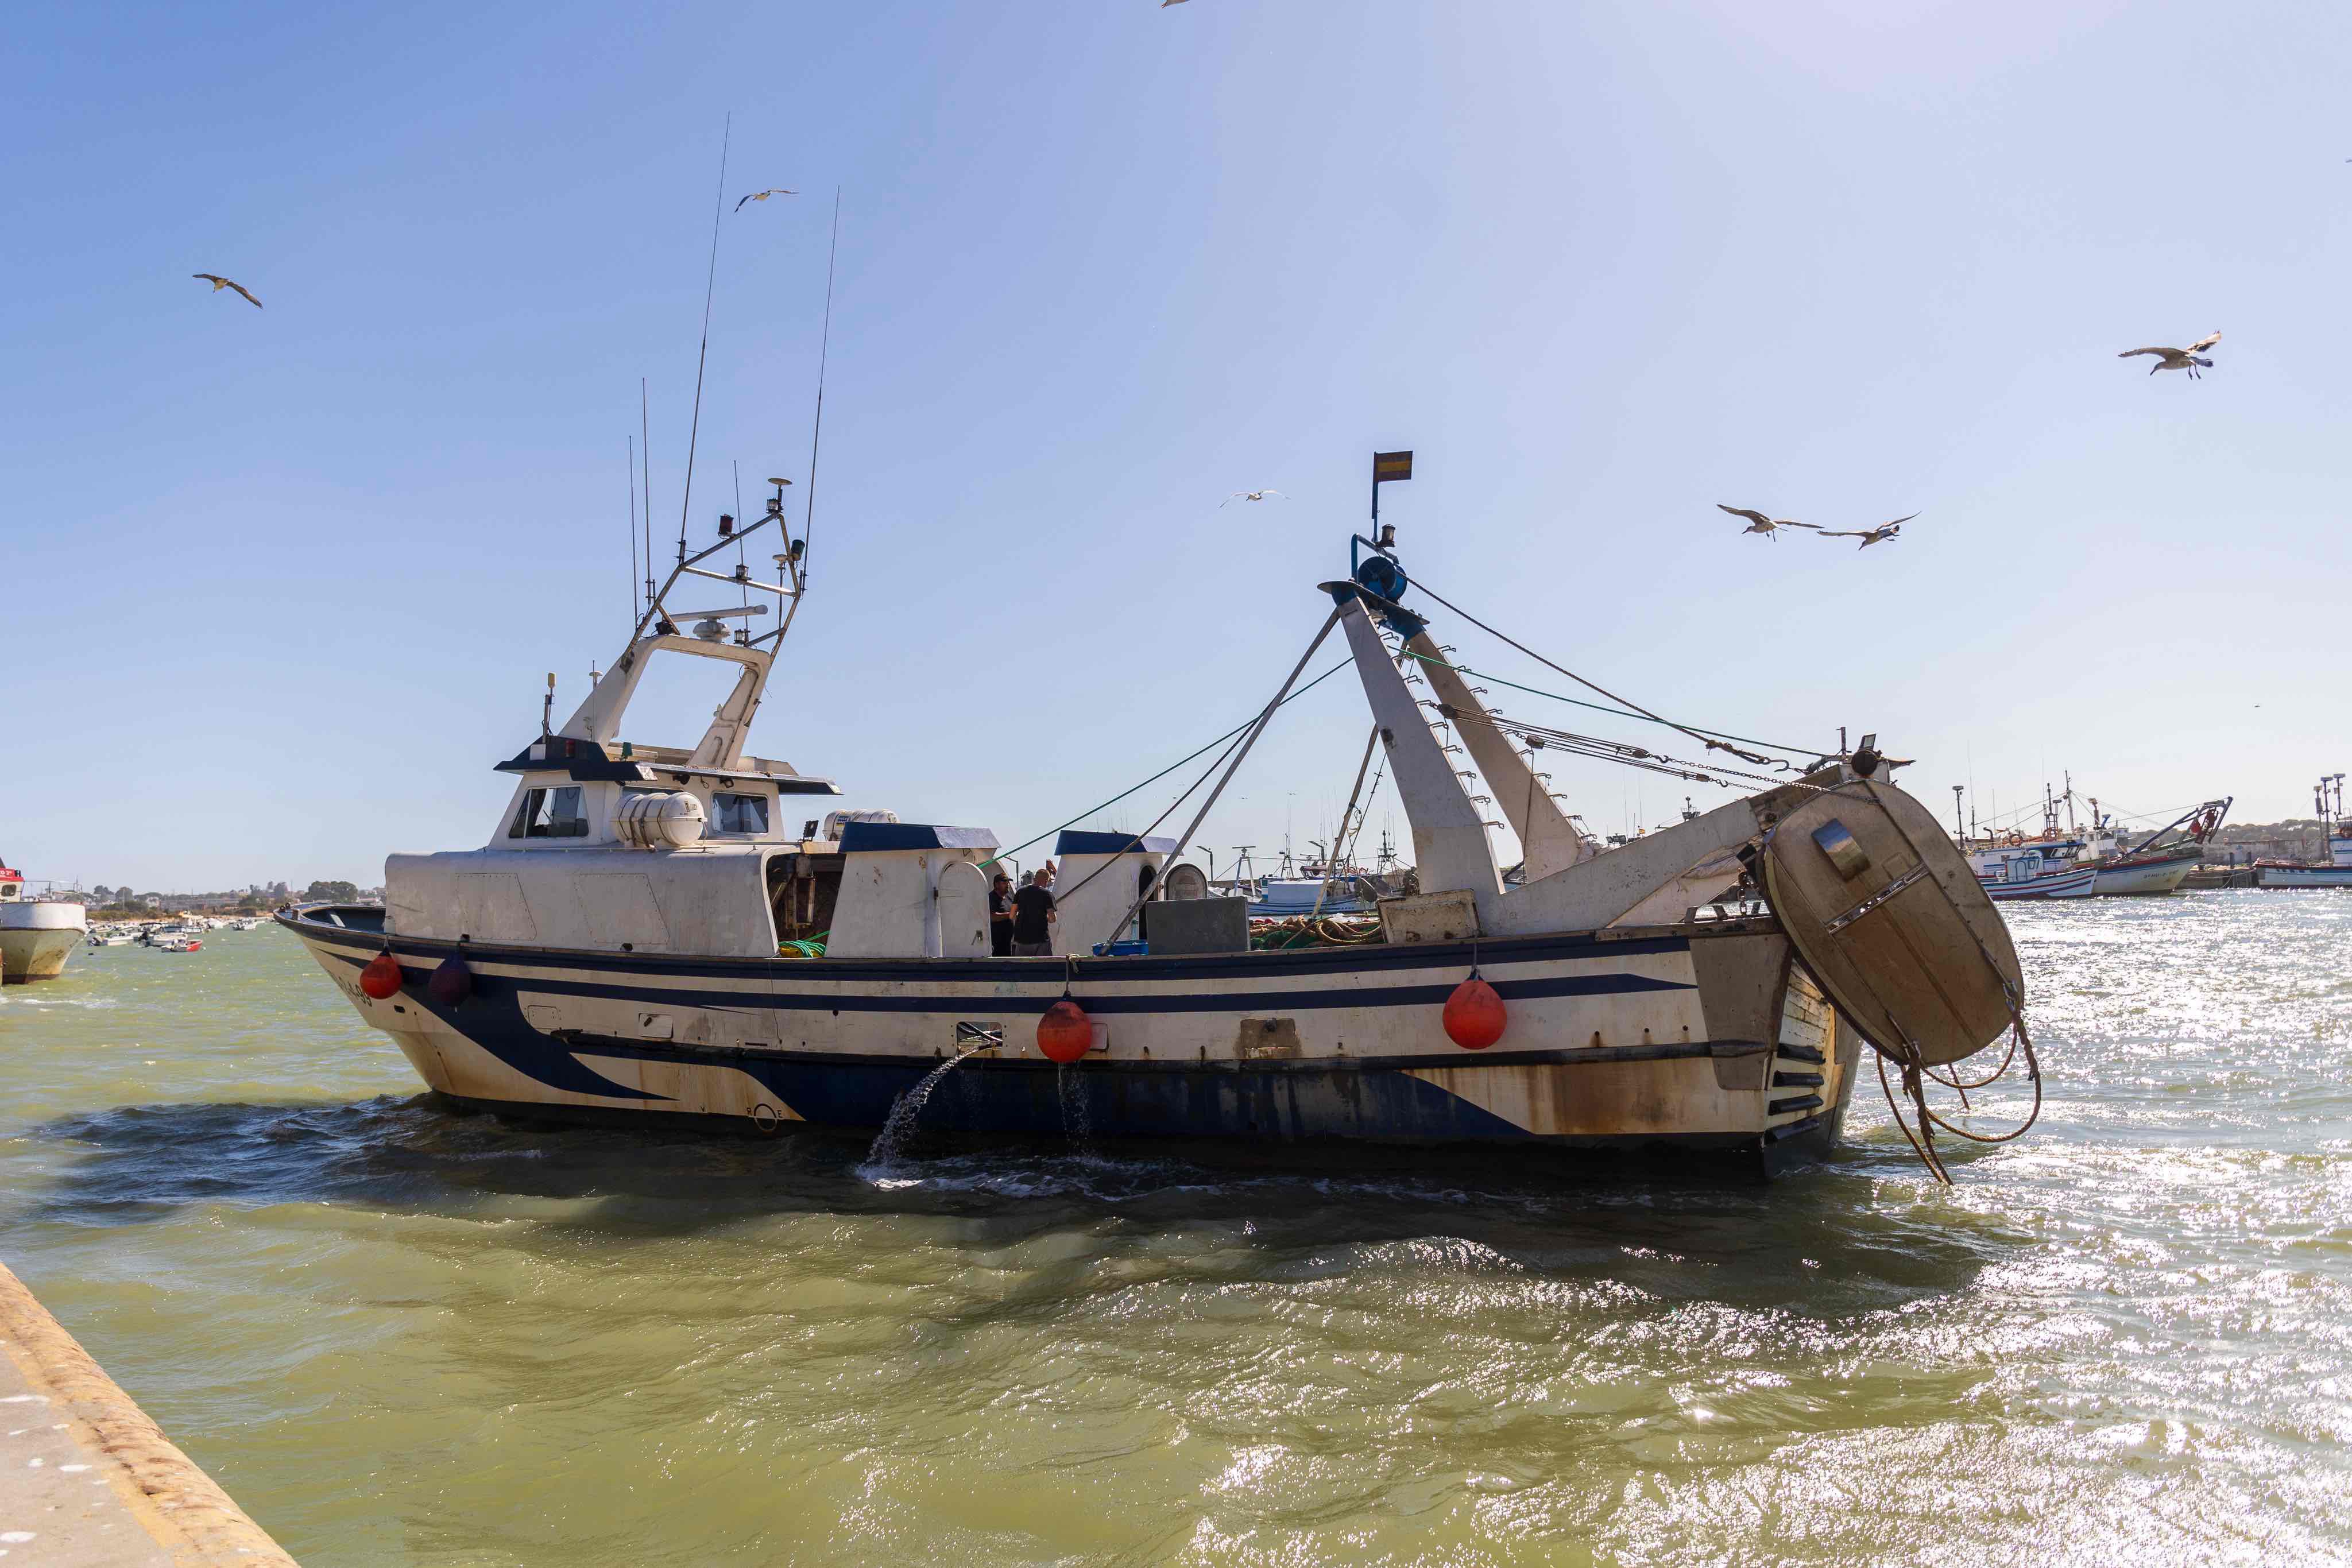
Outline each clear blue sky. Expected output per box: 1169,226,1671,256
6,0,2346,892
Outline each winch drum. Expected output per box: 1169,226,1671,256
1759,779,2022,1068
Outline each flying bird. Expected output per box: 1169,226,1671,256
1716,505,1818,541
1223,489,1285,505
1163,1,1188,6
192,273,261,309
2118,331,2221,378
734,189,796,212
1817,514,1918,548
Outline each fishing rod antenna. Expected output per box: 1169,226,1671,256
678,113,733,566
803,187,841,572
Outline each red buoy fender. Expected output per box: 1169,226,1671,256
1444,976,1506,1050
359,951,404,1000
427,953,473,1008
1038,998,1093,1064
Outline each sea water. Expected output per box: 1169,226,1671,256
2,895,2348,1565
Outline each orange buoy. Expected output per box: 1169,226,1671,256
1443,975,1506,1050
1037,998,1093,1064
359,950,404,1000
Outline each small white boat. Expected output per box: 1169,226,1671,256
1971,846,2098,901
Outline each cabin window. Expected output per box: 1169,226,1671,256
510,785,588,839
711,792,770,835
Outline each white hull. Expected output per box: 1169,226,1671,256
1980,864,2097,900
2255,866,2352,889
0,904,86,982
2091,854,2201,896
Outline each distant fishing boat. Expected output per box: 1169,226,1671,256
1961,783,2229,899
2255,773,2352,889
281,466,2032,1175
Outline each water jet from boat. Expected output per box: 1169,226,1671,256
860,1048,981,1178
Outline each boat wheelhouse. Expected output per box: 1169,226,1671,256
282,477,2030,1174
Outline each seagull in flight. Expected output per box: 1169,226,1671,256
192,273,261,309
1817,514,1918,548
1223,489,1285,505
2118,331,2221,378
734,188,796,212
1717,505,1818,541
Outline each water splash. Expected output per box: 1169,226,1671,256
1057,1062,1096,1157
858,1052,975,1182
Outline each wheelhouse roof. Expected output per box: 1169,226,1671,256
495,737,841,794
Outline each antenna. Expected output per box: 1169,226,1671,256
678,114,732,567
732,459,749,644
627,434,639,624
804,187,841,570
640,379,653,614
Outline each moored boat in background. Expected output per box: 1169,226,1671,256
0,860,86,982
2255,773,2352,889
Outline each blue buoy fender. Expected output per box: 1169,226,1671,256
427,953,473,1008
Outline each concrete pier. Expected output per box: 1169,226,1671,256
0,1260,296,1566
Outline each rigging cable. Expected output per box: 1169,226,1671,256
1395,648,1822,761
1406,577,1833,766
979,658,1354,872
803,188,841,572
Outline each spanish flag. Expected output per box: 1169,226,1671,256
1373,450,1413,483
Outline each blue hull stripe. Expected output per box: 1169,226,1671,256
320,946,1689,1016
281,912,1694,982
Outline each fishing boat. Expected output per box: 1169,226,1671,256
0,862,86,983
2256,773,2352,889
1962,785,2229,899
279,469,2030,1174
1968,845,2098,901
2087,799,2229,895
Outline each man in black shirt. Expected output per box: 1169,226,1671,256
988,872,1016,957
1009,865,1057,956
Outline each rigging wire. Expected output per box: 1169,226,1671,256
640,380,653,617
1395,648,1822,761
803,188,841,572
1406,577,1834,765
1467,710,1801,793
979,658,1355,872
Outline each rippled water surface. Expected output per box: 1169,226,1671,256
4,896,2350,1566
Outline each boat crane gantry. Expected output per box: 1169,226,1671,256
558,477,810,772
